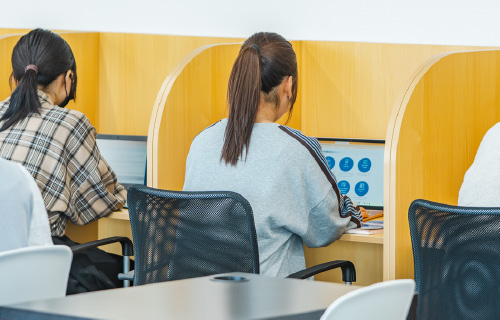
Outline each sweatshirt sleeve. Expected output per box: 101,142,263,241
300,188,359,247
277,126,363,247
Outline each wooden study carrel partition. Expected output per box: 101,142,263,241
1,29,498,285
385,49,500,280
147,40,496,285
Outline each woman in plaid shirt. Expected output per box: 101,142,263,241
0,29,126,293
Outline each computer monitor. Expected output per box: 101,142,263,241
96,134,147,190
317,138,385,210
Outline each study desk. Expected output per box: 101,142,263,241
0,273,361,320
65,209,384,286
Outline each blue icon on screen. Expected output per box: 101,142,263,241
358,158,372,173
326,156,335,169
339,157,354,172
355,181,369,197
338,180,350,194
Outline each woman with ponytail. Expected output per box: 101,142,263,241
0,29,126,292
184,32,363,277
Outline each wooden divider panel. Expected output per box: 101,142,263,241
385,50,500,280
98,33,241,136
148,44,241,190
299,42,490,139
0,35,21,100
60,33,100,126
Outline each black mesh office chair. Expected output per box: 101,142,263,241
122,185,356,286
408,199,500,320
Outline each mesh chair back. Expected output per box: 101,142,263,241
408,199,500,320
127,185,259,285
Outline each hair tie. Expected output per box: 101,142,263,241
250,44,260,55
25,64,38,75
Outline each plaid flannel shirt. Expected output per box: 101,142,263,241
0,90,126,236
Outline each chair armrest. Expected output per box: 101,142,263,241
286,260,356,283
70,236,134,256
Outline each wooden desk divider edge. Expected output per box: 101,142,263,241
147,43,242,189
384,49,500,281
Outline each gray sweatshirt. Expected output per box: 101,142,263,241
183,119,361,277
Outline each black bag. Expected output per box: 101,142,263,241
52,236,129,295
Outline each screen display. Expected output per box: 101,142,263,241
320,141,384,208
96,135,147,189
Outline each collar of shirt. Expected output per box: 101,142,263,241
37,90,55,108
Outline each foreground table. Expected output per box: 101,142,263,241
0,273,360,320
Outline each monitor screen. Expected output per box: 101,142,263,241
96,134,147,190
318,138,384,209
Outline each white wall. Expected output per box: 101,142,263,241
1,0,499,46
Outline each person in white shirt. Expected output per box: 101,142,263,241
458,123,500,207
0,157,53,252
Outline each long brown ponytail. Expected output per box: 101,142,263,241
222,32,298,166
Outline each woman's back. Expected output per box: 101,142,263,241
184,119,359,276
0,90,125,236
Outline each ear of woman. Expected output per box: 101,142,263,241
58,70,74,108
284,76,293,99
274,76,293,122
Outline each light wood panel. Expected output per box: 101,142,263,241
299,42,491,139
149,43,240,190
305,241,383,286
65,221,98,244
98,33,242,136
338,233,383,244
59,33,100,125
0,34,22,100
97,217,134,255
66,211,133,255
385,50,500,280
0,29,28,35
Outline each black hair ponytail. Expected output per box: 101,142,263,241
0,29,77,132
222,32,298,166
1,68,40,131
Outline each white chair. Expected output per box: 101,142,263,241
320,279,415,320
0,246,72,306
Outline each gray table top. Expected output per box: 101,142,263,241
0,273,360,320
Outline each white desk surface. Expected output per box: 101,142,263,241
0,273,361,320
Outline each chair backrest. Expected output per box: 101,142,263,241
127,185,259,285
408,199,500,320
0,246,72,306
320,279,415,320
